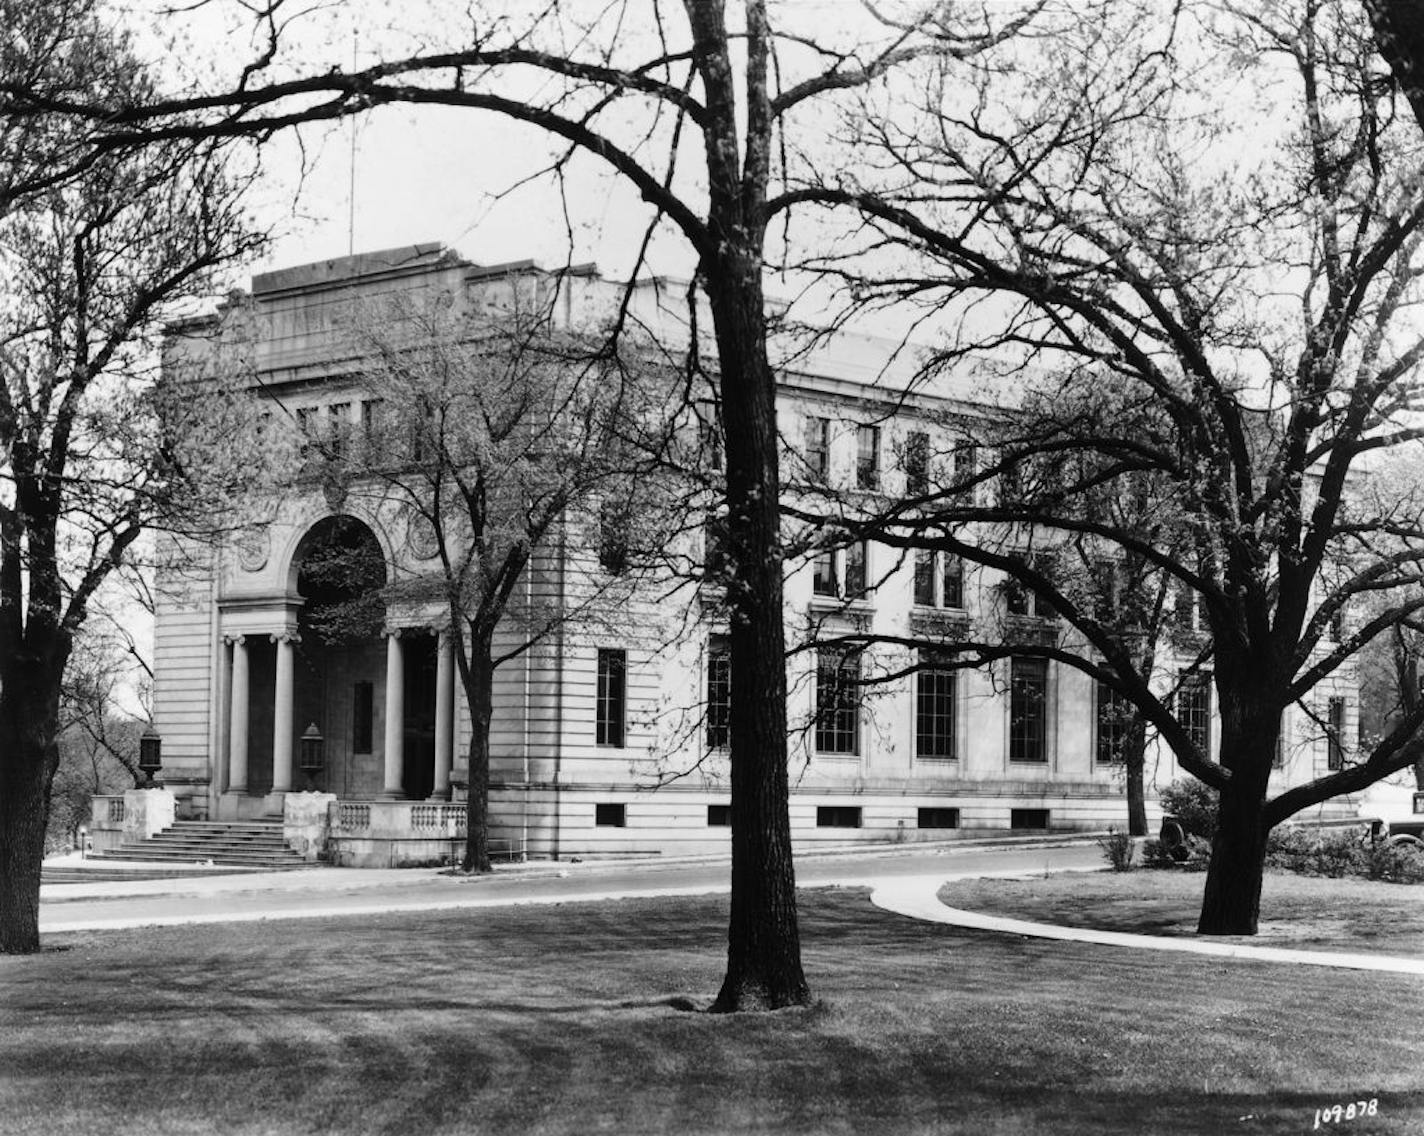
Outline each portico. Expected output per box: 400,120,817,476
213,515,458,821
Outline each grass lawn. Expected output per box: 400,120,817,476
941,868,1424,955
2,887,1422,1136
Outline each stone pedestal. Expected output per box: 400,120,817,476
122,788,176,844
284,791,337,861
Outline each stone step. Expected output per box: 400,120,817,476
165,825,284,837
151,827,286,840
136,840,290,855
88,848,306,868
42,866,266,885
92,817,312,870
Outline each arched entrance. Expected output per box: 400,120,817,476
291,516,393,797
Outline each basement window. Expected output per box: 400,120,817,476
816,806,862,829
595,803,626,828
707,804,731,827
918,807,960,830
1010,808,1050,831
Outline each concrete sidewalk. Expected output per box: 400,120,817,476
40,832,1098,902
870,874,1424,976
38,840,1103,934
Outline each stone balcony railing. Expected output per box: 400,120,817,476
329,800,468,838
326,799,526,867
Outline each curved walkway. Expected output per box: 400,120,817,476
869,874,1424,976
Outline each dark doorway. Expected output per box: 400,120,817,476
402,632,438,800
292,516,388,796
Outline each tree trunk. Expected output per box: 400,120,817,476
706,256,810,1013
1124,718,1148,837
0,660,65,954
1197,710,1275,935
460,642,494,874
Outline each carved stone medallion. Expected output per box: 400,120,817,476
235,526,270,573
406,512,439,560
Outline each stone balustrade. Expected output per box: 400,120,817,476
326,799,473,867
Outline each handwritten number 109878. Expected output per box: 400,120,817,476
1314,1099,1378,1127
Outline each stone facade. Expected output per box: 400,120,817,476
149,243,1361,861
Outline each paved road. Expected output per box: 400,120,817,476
39,840,1104,934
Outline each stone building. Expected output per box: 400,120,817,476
137,243,1358,865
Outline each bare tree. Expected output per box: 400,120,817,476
11,0,1045,1007
0,8,264,952
302,285,683,872
798,0,1424,934
46,628,146,853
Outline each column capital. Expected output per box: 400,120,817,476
223,633,247,647
269,631,301,645
383,626,404,640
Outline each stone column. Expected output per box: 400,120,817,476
434,628,455,798
382,628,405,797
228,635,249,794
271,632,298,793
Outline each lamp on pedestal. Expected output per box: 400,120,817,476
137,727,162,788
300,724,325,791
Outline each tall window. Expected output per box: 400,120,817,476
804,415,830,479
1095,681,1132,765
941,554,963,607
295,406,317,464
999,457,1022,506
913,549,936,606
1091,560,1120,623
699,419,723,471
1004,557,1053,618
411,396,436,463
703,513,728,585
1327,696,1347,770
815,647,860,754
953,442,978,488
598,500,629,575
1009,657,1048,763
352,681,374,754
844,541,868,597
812,543,871,599
904,430,929,495
326,402,353,459
1328,605,1346,642
1176,674,1211,755
596,649,627,747
361,398,385,463
916,652,957,760
707,640,731,750
913,550,963,608
856,425,881,489
1174,586,1201,632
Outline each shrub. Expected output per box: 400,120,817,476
1308,830,1368,877
1140,838,1175,869
1179,834,1212,871
1159,778,1218,840
1141,834,1210,870
1099,828,1135,872
1265,824,1316,867
1368,839,1424,884
1267,825,1371,878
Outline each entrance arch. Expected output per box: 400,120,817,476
291,516,392,797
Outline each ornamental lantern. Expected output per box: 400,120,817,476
299,724,325,791
137,727,162,788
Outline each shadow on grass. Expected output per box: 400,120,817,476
5,891,1424,1135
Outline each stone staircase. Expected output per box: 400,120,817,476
88,819,311,870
